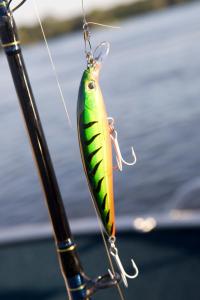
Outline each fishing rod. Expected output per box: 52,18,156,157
0,1,119,299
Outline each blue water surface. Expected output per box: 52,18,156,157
0,2,200,228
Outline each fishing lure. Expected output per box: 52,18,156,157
77,60,115,237
77,21,138,287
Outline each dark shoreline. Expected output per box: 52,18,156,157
17,0,196,45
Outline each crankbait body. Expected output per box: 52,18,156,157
77,63,115,237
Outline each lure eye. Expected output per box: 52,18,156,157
88,81,95,90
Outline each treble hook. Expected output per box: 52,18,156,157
108,237,139,288
108,117,137,171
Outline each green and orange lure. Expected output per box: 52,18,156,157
77,62,115,237
77,22,138,287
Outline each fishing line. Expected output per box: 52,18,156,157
91,197,126,300
87,21,120,29
32,0,72,128
81,0,120,29
81,0,87,25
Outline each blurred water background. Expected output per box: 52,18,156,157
0,1,200,230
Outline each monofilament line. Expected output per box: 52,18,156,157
33,0,72,128
90,196,126,300
81,0,87,24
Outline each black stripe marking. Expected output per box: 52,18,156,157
83,121,98,129
85,133,101,146
111,223,114,235
106,210,110,224
88,147,102,164
101,194,107,210
95,177,104,194
90,159,103,177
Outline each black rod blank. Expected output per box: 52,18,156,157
0,2,88,299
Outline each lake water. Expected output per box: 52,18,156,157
0,2,200,230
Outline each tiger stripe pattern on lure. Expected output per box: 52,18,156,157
77,63,115,237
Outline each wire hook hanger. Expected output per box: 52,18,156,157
81,0,120,67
